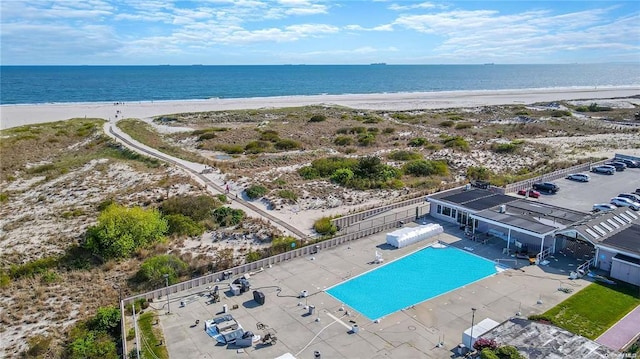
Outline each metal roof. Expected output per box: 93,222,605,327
429,188,518,212
473,208,559,235
480,318,617,359
556,208,640,249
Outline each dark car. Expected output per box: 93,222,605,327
605,161,626,171
617,158,640,168
532,182,559,193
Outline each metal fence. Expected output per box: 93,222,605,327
503,159,609,194
122,212,418,307
331,194,427,229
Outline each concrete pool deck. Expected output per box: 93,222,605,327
155,221,593,359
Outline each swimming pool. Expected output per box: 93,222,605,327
325,246,498,320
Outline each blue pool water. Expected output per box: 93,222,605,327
326,246,498,320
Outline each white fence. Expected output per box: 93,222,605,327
331,194,428,229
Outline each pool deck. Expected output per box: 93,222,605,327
155,220,593,359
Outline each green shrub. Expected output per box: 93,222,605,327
388,150,422,161
313,217,337,235
25,334,52,357
275,139,302,150
358,133,376,146
309,114,326,122
135,255,188,287
0,192,8,203
10,256,59,279
403,160,449,176
277,189,298,201
245,185,267,199
550,110,572,117
245,140,271,154
467,166,492,181
309,157,358,177
197,132,216,141
89,306,121,337
439,120,454,127
40,270,60,284
492,142,519,153
270,236,300,254
216,194,228,203
447,114,464,121
454,122,472,130
442,135,470,151
408,137,428,147
259,130,280,141
246,251,262,263
298,166,320,179
382,127,395,134
330,168,355,185
367,127,379,133
212,206,245,227
480,348,500,359
160,195,218,221
165,214,205,237
84,204,168,260
215,144,244,154
334,136,353,146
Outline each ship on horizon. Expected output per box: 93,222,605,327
370,62,387,66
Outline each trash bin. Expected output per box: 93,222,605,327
308,305,315,315
253,290,265,305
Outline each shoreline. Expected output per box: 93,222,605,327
1,86,639,130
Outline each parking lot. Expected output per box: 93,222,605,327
523,166,640,213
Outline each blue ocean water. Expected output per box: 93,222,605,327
1,64,638,105
325,246,497,320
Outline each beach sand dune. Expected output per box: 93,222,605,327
2,86,639,129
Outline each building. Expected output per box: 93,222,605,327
479,318,618,359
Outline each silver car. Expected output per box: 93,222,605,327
593,203,616,212
566,173,590,182
618,193,640,202
592,165,615,175
610,197,640,211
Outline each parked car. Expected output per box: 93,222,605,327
635,188,640,195
566,173,590,182
591,165,615,175
617,158,640,168
618,193,640,202
610,197,640,211
532,182,559,193
593,203,617,212
605,161,626,171
518,189,541,198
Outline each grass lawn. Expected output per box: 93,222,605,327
542,282,640,339
138,311,169,359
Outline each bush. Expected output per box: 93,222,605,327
160,195,218,221
358,133,376,146
215,144,244,154
467,166,492,181
246,251,262,263
388,150,422,161
270,236,300,254
245,185,267,199
197,132,216,141
9,256,58,279
275,139,302,150
442,135,470,151
245,140,271,154
408,137,428,147
259,130,279,141
492,142,519,153
334,136,353,146
212,206,245,227
313,217,337,235
277,189,298,201
89,306,121,337
474,338,498,351
165,214,205,237
382,127,395,134
330,168,355,185
455,122,473,130
67,330,118,359
84,204,168,260
550,110,572,117
136,255,188,287
403,160,449,176
480,348,500,359
309,157,358,177
298,166,320,179
25,334,52,357
309,114,326,122
439,120,454,127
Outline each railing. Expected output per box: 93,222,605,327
576,257,595,274
536,246,553,263
495,258,518,268
504,159,609,194
122,212,417,306
331,195,428,229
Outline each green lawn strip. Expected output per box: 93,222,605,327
138,311,169,359
117,119,206,163
543,282,640,339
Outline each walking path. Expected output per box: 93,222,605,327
104,121,310,239
596,304,640,351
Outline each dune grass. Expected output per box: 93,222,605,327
542,282,640,339
138,311,169,359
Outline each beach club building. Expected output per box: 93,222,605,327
427,186,640,285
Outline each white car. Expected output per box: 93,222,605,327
610,197,640,211
591,165,615,175
566,173,590,182
593,203,616,212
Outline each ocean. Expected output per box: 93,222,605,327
1,64,639,105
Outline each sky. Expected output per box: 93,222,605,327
1,0,639,65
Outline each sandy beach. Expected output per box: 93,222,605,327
2,86,639,129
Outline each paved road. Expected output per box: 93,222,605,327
104,122,310,239
596,304,640,351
